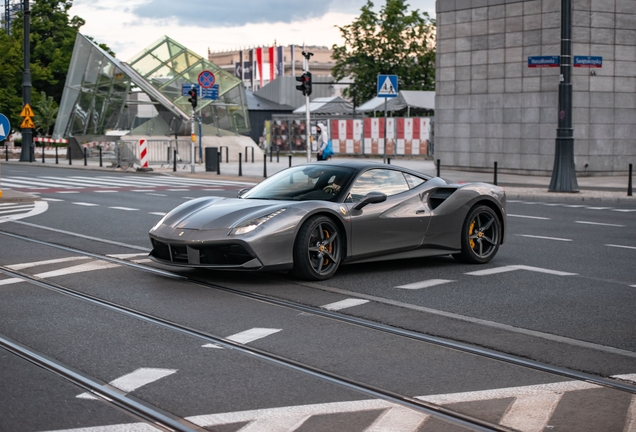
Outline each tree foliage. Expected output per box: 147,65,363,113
331,0,436,107
0,0,112,135
34,91,59,136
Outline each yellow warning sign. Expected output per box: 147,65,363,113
20,103,34,118
20,117,35,128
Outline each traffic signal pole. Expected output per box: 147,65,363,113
297,51,313,162
19,0,32,162
188,86,198,173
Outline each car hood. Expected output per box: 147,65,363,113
162,197,289,231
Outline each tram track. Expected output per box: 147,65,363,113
2,228,636,431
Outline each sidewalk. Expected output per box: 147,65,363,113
1,156,634,204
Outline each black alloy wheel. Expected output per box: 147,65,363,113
453,204,501,264
293,215,341,280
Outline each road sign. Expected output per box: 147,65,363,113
181,83,219,100
20,104,34,117
574,56,602,68
20,117,35,129
0,113,10,140
528,56,560,68
377,75,398,98
198,70,216,88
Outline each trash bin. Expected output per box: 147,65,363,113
205,147,218,172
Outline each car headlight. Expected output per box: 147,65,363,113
231,208,287,235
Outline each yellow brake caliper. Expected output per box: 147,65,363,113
323,230,331,265
469,220,476,250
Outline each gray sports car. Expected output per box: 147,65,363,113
149,161,506,280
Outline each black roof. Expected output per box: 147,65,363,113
245,90,294,111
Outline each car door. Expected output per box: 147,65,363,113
345,168,430,259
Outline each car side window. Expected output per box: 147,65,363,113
403,173,426,189
348,169,410,201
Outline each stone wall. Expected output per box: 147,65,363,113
435,0,636,175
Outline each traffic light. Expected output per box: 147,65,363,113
188,88,198,109
295,71,312,96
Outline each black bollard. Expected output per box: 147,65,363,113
387,158,391,165
84,148,87,166
173,149,177,172
494,161,498,185
217,151,221,175
251,147,254,163
99,147,103,167
628,163,633,197
239,153,242,176
55,147,58,164
263,154,267,178
436,159,440,177
288,155,292,167
270,146,273,162
244,149,248,163
5,146,8,161
69,146,72,165
41,144,45,163
277,149,280,163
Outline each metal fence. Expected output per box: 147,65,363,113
113,140,193,168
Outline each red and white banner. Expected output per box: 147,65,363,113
256,47,263,88
363,118,395,154
269,46,275,83
397,118,430,155
34,137,68,144
330,119,362,154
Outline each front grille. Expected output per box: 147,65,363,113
200,244,254,265
151,240,188,263
151,239,170,261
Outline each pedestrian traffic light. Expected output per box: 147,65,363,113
188,88,198,109
295,71,312,96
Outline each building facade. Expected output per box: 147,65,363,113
435,0,636,175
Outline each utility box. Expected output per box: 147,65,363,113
205,147,218,172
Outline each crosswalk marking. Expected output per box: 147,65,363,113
6,256,89,270
202,328,282,349
321,298,370,311
0,260,119,286
77,368,177,400
466,265,577,277
395,279,455,290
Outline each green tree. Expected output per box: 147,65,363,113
33,91,59,136
331,0,436,107
0,29,24,133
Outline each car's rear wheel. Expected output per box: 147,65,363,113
453,205,501,264
293,215,341,280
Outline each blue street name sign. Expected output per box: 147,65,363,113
527,56,560,68
574,56,602,68
0,113,10,141
377,74,399,98
181,83,219,100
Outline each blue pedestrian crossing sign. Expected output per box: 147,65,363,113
377,74,398,98
0,113,10,141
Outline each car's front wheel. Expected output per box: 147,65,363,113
293,216,341,280
453,204,501,264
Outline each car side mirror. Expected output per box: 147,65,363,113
353,191,387,210
237,188,251,198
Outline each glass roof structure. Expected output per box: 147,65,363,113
53,34,250,139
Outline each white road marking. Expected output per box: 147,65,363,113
7,256,89,270
613,209,636,213
77,368,177,400
107,253,148,259
613,373,636,384
508,214,551,220
183,196,196,200
56,191,80,194
395,279,455,290
606,244,636,251
72,202,100,207
202,328,282,349
94,190,118,193
466,265,577,276
148,212,167,216
167,189,189,191
321,298,370,310
518,234,573,242
575,220,624,227
0,207,34,215
586,206,613,210
41,198,64,201
130,189,154,192
0,201,48,224
108,207,138,211
146,193,167,197
0,260,120,286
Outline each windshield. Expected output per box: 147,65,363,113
242,165,356,202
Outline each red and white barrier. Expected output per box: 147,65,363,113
34,137,68,144
139,138,149,168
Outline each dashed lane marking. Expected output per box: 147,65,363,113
575,220,625,227
202,328,282,349
0,260,120,286
518,234,573,242
146,193,167,197
149,212,166,216
465,265,577,277
41,198,64,202
606,244,636,251
93,190,118,193
77,368,177,400
508,214,551,220
55,191,80,194
395,279,455,290
72,202,100,207
321,298,370,311
108,207,138,211
586,207,613,210
6,256,89,270
613,209,636,212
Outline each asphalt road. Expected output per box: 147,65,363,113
1,164,635,432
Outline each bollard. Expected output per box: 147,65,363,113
263,154,267,178
217,152,221,175
84,148,87,166
173,149,177,172
387,158,391,165
250,147,254,163
270,146,273,163
288,155,292,167
494,161,498,185
5,146,8,161
629,163,633,197
99,146,103,167
277,149,280,163
436,159,440,177
239,153,242,176
55,147,58,164
225,146,229,163
69,146,72,165
41,144,45,163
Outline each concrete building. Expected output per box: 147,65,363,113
435,0,636,175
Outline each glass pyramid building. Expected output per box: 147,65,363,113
53,34,250,139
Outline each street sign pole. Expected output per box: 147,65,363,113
377,74,398,164
549,0,579,192
190,107,195,173
302,52,313,163
19,0,32,162
383,98,387,164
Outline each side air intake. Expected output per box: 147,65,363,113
429,188,457,210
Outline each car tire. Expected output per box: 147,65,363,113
292,215,341,281
453,204,501,264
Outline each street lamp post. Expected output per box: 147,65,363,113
548,0,579,192
19,0,32,162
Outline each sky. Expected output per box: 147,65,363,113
69,0,437,61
